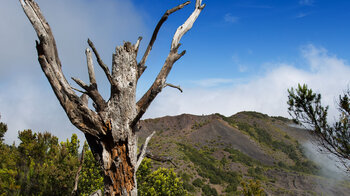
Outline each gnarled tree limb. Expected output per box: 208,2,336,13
138,1,190,79
20,0,105,137
21,0,205,194
135,0,205,123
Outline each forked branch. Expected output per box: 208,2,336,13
87,39,116,87
135,0,205,123
138,1,190,78
71,47,107,112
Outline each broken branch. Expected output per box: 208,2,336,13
172,0,205,49
134,36,142,54
71,146,85,196
72,87,87,94
136,131,156,171
145,150,177,168
164,83,183,93
87,39,115,86
86,48,97,85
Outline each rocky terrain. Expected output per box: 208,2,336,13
137,111,350,195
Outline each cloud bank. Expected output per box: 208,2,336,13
145,44,350,121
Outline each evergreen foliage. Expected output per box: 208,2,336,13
137,158,188,196
0,124,186,195
179,143,240,193
240,179,266,196
288,84,350,171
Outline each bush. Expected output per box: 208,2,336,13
224,148,258,166
240,179,266,196
248,166,264,180
183,182,195,193
179,144,240,186
138,166,188,196
272,141,299,162
192,178,203,187
202,184,218,196
277,161,287,168
225,183,238,193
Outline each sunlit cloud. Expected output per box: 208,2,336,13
145,45,350,122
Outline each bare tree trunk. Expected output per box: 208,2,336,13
19,0,205,195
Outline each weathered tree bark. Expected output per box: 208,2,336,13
20,0,204,195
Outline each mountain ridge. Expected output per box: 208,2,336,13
137,111,350,195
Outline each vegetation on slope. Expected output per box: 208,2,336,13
0,121,188,196
1,111,349,195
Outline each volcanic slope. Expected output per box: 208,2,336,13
138,111,350,195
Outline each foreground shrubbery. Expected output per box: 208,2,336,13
0,121,186,196
0,128,103,196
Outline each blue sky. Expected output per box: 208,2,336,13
1,0,350,144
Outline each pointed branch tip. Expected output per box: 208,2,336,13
71,87,87,94
164,83,183,93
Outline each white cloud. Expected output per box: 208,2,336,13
224,13,239,23
302,141,348,179
144,45,350,122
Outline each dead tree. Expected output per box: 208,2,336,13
20,0,204,195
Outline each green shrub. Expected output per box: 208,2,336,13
192,178,204,187
240,179,266,196
179,144,240,186
225,183,238,193
277,161,287,168
202,184,218,196
183,182,195,193
248,166,264,180
138,166,188,196
224,148,258,166
272,141,299,162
